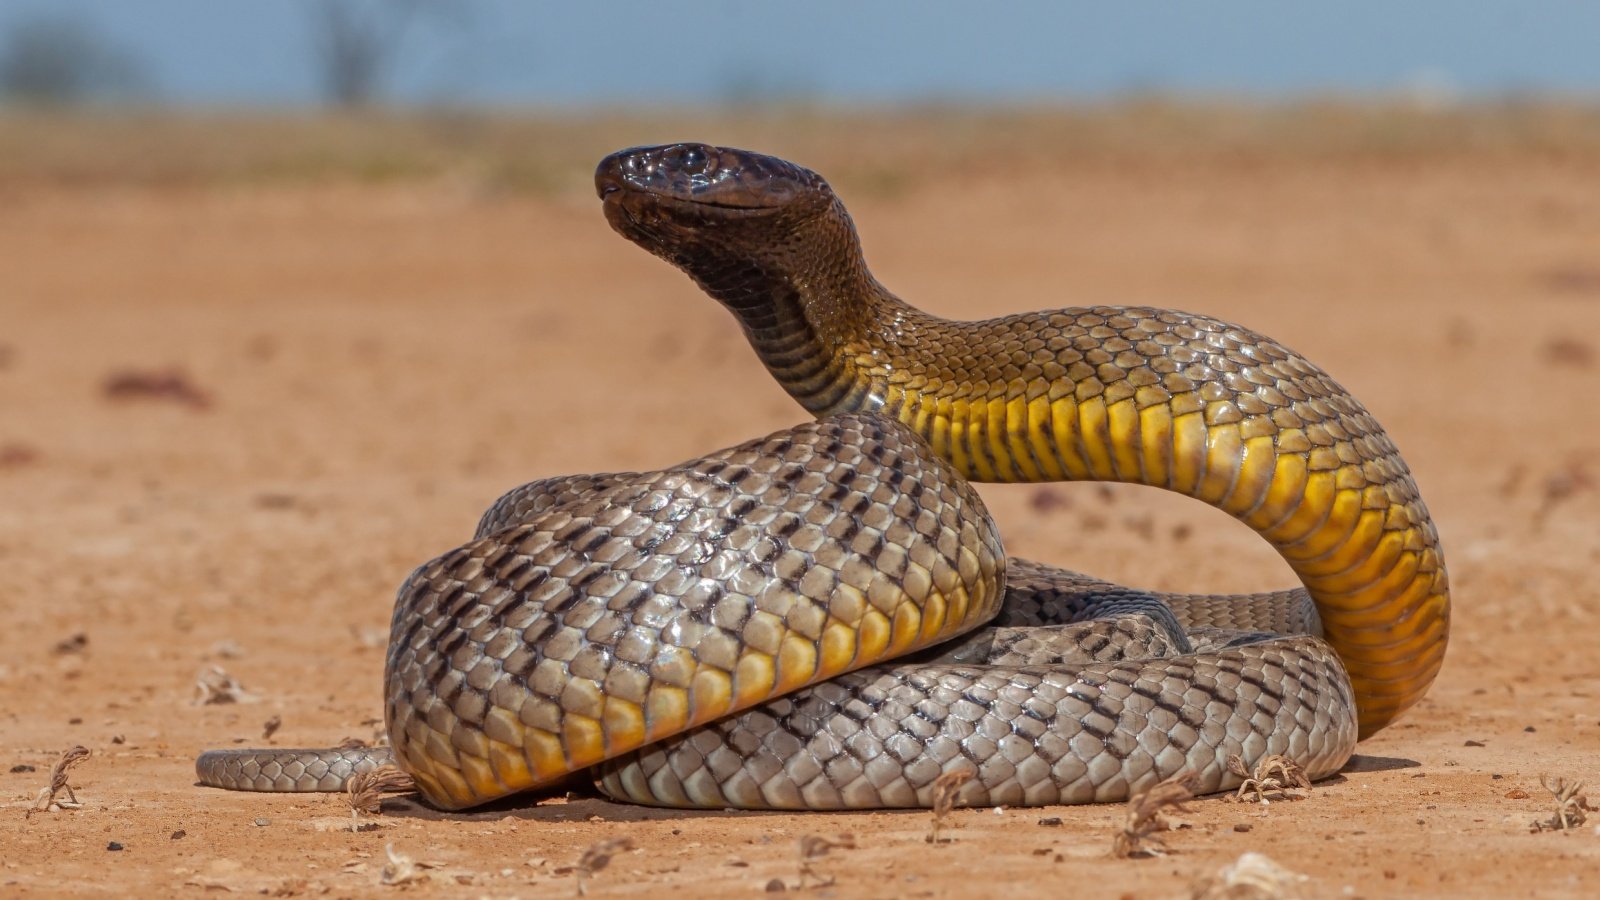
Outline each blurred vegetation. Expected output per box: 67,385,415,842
0,15,152,107
1,101,1599,194
309,0,468,109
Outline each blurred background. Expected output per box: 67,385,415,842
2,5,1599,894
2,0,1599,187
6,1,1600,108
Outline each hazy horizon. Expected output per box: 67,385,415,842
1,1,1597,109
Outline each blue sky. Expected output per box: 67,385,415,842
1,1,1597,106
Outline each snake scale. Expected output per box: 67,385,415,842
197,144,1449,811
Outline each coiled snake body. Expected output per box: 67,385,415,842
198,144,1449,811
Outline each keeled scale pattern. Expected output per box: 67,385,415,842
383,414,1005,809
595,633,1354,809
598,144,1449,738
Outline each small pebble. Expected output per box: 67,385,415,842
170,830,186,840
1037,816,1063,827
253,817,271,827
10,764,36,773
1233,823,1252,833
765,878,787,893
106,842,124,851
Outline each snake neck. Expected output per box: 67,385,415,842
671,201,926,415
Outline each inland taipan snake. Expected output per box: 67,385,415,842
197,144,1450,811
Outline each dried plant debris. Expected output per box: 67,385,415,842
339,718,389,748
927,769,975,844
553,837,636,896
261,715,282,741
1190,851,1309,899
1112,770,1196,858
347,764,416,828
102,367,213,409
1533,461,1593,530
209,639,243,659
193,665,258,704
379,843,437,886
1227,754,1312,804
1530,775,1590,832
28,745,90,815
53,632,89,655
795,833,856,889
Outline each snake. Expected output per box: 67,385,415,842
196,143,1449,811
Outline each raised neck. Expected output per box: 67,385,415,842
673,202,913,414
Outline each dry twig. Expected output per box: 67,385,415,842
926,769,975,844
28,745,90,816
1112,770,1196,858
1530,775,1590,832
347,764,416,830
261,715,282,741
558,836,636,896
1533,462,1593,531
193,665,258,705
379,843,435,886
796,833,856,889
1227,754,1312,804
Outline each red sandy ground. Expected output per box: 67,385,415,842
1,123,1598,898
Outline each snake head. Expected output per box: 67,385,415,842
596,143,840,265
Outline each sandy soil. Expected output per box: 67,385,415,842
2,119,1599,898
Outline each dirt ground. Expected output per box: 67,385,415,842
2,111,1598,898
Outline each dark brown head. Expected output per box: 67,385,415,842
595,144,865,310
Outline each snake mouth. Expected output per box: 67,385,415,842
596,143,823,215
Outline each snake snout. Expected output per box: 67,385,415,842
596,143,819,211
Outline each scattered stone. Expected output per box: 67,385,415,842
0,443,39,468
107,842,124,851
1543,337,1595,368
102,368,213,410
